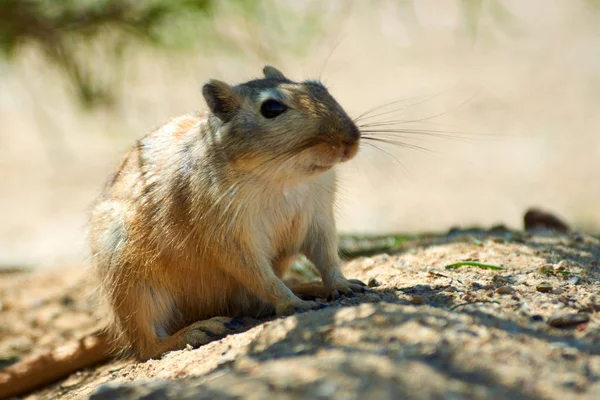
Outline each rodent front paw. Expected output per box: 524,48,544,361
326,277,367,301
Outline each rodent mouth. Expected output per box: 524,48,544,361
310,163,334,173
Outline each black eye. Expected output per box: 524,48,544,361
260,99,287,119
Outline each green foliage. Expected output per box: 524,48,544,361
0,0,335,108
0,0,222,107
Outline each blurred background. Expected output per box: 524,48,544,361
1,0,599,268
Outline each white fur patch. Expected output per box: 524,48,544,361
283,183,310,209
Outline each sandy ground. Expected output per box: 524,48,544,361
1,1,600,268
1,227,599,399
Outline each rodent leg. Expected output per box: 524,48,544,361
303,215,367,300
146,316,245,358
284,278,327,300
111,281,244,360
220,253,325,316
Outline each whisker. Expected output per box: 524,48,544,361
361,141,411,176
355,92,449,123
377,88,484,126
354,81,471,124
353,94,434,123
319,37,344,82
362,136,432,154
360,129,476,141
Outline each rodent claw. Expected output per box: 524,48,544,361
349,279,367,287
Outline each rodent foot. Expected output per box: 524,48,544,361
184,316,234,348
326,278,368,301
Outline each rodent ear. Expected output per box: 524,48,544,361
263,65,287,80
202,79,241,122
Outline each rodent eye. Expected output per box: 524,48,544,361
260,99,287,119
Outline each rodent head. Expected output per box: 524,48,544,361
201,66,360,182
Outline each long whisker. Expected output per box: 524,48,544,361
354,81,471,124
361,136,432,154
372,88,484,127
353,94,434,123
361,141,411,176
360,129,477,141
355,92,449,123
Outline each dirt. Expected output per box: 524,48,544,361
2,228,599,399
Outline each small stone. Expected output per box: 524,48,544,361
523,208,570,232
557,260,572,270
561,347,579,360
367,277,381,288
495,285,515,295
410,295,423,305
471,281,485,289
536,282,553,293
493,275,514,284
566,276,581,285
490,224,509,234
61,295,75,306
538,264,554,275
414,284,432,292
547,312,590,328
571,233,583,242
363,293,381,303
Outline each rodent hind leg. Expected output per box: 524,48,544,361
112,282,245,360
148,316,246,358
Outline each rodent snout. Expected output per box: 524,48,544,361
341,123,360,161
341,139,359,161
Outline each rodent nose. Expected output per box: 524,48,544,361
349,123,361,141
344,122,360,143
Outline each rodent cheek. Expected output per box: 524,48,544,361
309,142,343,164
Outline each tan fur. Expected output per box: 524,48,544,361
0,66,364,398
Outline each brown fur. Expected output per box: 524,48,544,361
0,66,365,398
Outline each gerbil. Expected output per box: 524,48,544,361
0,66,365,398
91,64,365,359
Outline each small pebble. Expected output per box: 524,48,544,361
61,295,75,306
471,282,485,289
367,277,381,288
493,275,511,284
536,282,553,293
547,312,590,328
414,284,432,292
571,233,583,242
495,285,515,295
556,260,577,271
561,348,579,360
410,295,423,305
538,264,554,275
566,276,581,285
363,293,381,303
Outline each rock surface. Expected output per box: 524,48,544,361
1,229,600,399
